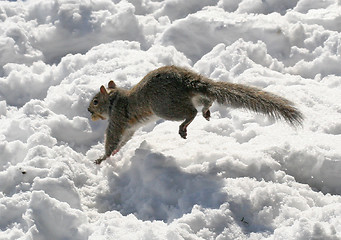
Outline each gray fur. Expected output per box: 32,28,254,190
88,66,303,164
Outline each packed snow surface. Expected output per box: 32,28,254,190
1,0,341,239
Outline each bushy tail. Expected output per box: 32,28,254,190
205,81,303,126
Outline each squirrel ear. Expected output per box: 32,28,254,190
100,85,108,95
108,80,116,89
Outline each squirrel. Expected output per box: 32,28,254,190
88,65,303,164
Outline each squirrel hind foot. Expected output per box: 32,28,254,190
179,127,187,139
178,115,196,139
203,109,211,121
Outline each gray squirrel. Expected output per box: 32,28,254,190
88,66,303,164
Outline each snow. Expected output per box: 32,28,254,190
0,0,341,239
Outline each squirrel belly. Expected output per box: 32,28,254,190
88,65,303,165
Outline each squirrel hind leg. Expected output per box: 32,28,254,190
192,95,212,121
179,109,197,139
201,98,213,121
203,109,211,121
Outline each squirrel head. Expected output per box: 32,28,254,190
88,80,116,121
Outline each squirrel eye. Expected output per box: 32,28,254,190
93,99,98,105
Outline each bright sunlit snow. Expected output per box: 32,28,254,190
1,0,341,239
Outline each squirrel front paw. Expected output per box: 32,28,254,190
94,159,100,165
94,150,118,165
94,159,103,165
94,155,107,165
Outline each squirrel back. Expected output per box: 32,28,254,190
89,66,303,164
